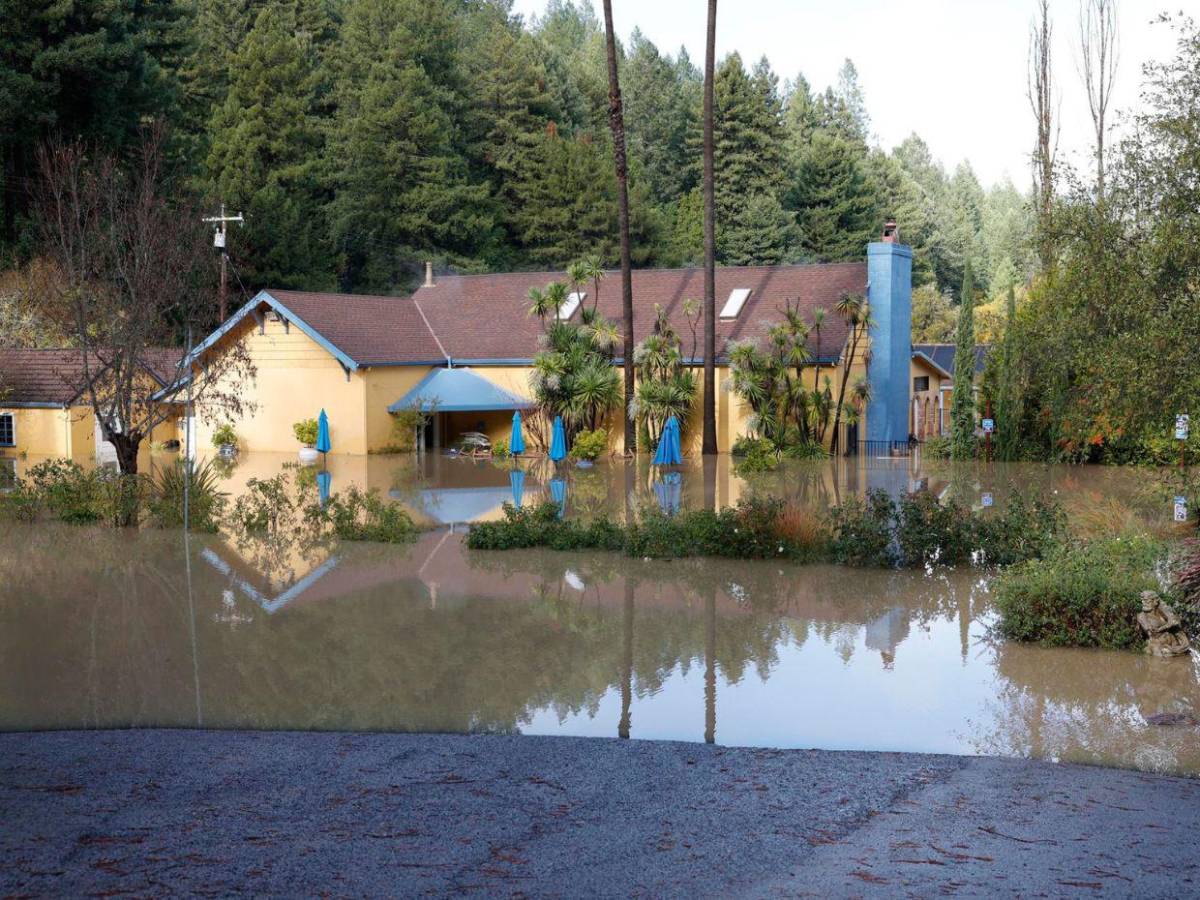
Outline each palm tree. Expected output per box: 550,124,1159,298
601,0,636,454
583,254,604,316
829,294,871,456
545,281,569,321
700,0,718,455
527,286,551,331
566,260,588,305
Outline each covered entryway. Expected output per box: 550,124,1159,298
388,367,534,452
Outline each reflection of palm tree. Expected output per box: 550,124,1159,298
705,586,716,744
619,579,633,739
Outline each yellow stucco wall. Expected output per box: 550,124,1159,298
192,319,371,455
910,356,947,438
362,366,433,452
0,407,71,458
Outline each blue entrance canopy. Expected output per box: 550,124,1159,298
387,367,535,414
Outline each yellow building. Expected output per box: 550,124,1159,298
0,348,183,475
185,244,914,458
909,343,989,440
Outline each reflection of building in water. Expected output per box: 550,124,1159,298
864,606,912,668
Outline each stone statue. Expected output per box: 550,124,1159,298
1137,592,1192,658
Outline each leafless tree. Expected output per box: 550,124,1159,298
701,0,718,455
600,0,636,454
1028,0,1059,267
1078,0,1119,200
36,127,255,490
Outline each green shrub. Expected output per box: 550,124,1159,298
492,438,511,458
570,428,608,462
16,459,140,526
732,438,779,474
975,490,1066,566
828,490,897,567
315,486,417,544
293,419,318,446
994,536,1165,649
895,491,974,566
230,473,295,535
144,459,227,532
212,424,238,449
922,435,952,460
779,441,828,461
468,496,827,562
468,503,624,552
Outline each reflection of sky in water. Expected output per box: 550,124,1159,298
524,612,999,755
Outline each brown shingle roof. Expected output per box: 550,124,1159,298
0,349,96,404
267,290,447,365
412,263,866,363
0,348,187,405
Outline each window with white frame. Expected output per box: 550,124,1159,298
0,412,14,447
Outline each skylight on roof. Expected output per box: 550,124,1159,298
719,288,752,320
558,291,584,320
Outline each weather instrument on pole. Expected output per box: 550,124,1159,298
202,205,244,322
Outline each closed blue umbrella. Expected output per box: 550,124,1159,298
316,409,332,456
510,411,526,456
549,476,567,518
510,468,526,508
549,416,568,462
652,415,682,466
316,470,332,507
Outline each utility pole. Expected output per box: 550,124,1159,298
203,204,244,322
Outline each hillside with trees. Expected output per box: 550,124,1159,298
0,0,1031,311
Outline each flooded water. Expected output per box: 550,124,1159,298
1,453,1197,774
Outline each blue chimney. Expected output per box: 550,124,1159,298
865,222,912,448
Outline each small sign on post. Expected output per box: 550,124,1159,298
982,492,994,508
981,418,995,435
1176,414,1190,441
1175,496,1189,523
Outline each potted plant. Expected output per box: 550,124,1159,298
212,423,239,458
294,418,319,464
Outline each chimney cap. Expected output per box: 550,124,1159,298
881,220,900,243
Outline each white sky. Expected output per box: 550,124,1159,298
511,0,1191,188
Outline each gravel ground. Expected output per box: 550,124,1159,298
2,730,1198,897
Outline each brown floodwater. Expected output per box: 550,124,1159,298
1,453,1197,774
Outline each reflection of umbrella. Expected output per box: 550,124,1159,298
652,415,682,466
510,411,526,455
549,476,567,518
317,470,332,507
653,470,683,516
316,409,332,456
510,468,526,508
549,416,568,462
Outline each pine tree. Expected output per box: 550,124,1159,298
327,0,489,290
950,262,978,460
510,126,618,266
706,53,792,263
622,31,700,205
205,3,331,288
868,151,934,284
0,0,187,251
790,130,877,261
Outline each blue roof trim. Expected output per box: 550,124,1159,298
1,401,69,409
186,290,359,373
387,367,534,414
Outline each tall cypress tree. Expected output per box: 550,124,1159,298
950,261,978,460
995,283,1023,461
